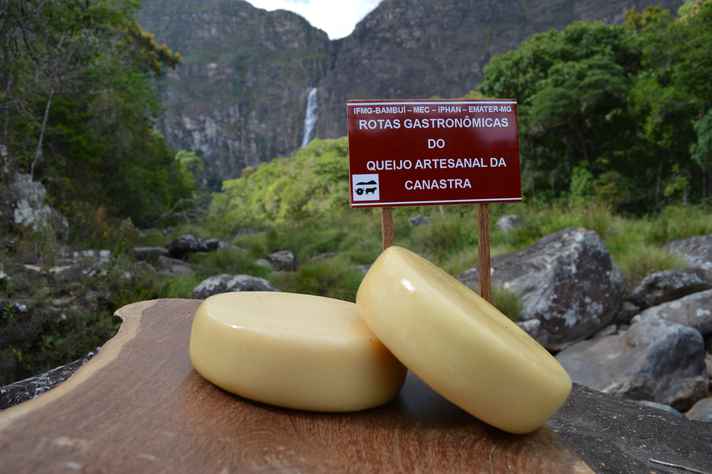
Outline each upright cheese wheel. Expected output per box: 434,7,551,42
356,246,572,434
190,292,406,412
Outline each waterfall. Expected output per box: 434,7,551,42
301,87,318,147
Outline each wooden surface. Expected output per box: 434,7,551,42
478,204,492,302
0,299,592,474
381,207,394,250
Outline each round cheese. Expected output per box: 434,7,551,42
190,292,406,412
356,246,572,433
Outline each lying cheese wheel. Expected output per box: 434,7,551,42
356,246,572,434
190,292,406,412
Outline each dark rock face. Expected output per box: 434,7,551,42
686,397,712,422
139,0,683,183
460,228,625,350
0,353,94,409
192,274,277,299
557,316,708,411
267,250,297,271
630,269,711,309
549,384,712,474
167,234,222,259
665,234,712,278
633,289,712,337
138,0,331,185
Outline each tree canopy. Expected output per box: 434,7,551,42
478,0,712,210
0,0,188,228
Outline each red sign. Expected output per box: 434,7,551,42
347,99,521,207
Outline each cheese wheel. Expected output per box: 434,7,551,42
356,246,572,433
189,292,406,412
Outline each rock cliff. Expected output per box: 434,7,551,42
139,0,683,183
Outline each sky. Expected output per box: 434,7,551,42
245,0,382,39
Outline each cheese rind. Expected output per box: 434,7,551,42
189,292,406,412
356,246,572,434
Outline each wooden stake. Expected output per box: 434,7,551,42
381,207,394,250
478,203,492,302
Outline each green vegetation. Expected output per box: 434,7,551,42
0,0,190,233
478,0,712,210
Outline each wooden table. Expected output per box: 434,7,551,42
0,299,592,473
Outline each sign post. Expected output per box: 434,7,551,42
347,99,521,302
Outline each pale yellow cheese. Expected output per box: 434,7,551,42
189,292,406,412
356,246,572,434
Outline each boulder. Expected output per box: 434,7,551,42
686,397,712,422
496,214,523,233
557,316,708,411
665,235,712,278
192,274,277,299
460,228,625,351
633,289,712,337
8,173,69,240
267,250,297,272
133,246,169,261
616,301,640,325
630,269,710,310
408,214,431,226
167,235,222,259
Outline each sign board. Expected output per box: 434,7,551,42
347,99,521,208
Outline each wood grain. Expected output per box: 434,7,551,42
0,299,592,474
478,203,492,302
381,207,395,250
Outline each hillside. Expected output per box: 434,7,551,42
138,0,683,183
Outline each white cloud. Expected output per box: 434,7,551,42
245,0,382,39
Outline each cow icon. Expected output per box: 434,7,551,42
352,174,380,202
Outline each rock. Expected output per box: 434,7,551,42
630,269,710,309
616,301,640,325
356,264,371,274
408,214,431,226
557,316,708,411
460,228,625,351
592,324,617,339
496,214,523,233
167,234,202,259
549,384,712,474
0,352,94,409
255,258,273,270
633,289,712,337
707,353,712,388
9,173,69,240
133,246,169,261
192,274,277,299
155,256,193,277
637,400,682,417
686,397,712,422
267,250,297,272
665,234,712,278
167,235,221,259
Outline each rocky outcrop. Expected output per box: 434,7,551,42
629,269,710,309
665,234,712,278
138,0,331,185
133,246,169,261
460,228,625,350
633,289,712,337
192,274,277,299
557,316,708,411
3,173,68,240
139,0,683,183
